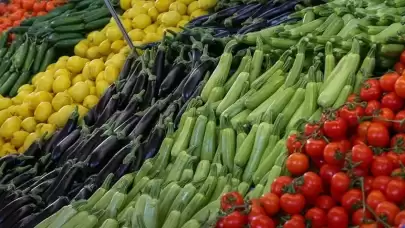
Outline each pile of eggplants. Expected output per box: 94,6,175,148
0,32,223,228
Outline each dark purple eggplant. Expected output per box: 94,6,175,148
41,160,74,198
0,189,21,208
86,135,125,169
0,203,37,228
45,111,79,154
128,102,162,139
162,98,182,119
0,155,18,170
251,1,276,18
142,116,166,160
203,4,244,25
46,162,86,203
0,195,41,223
16,196,69,228
118,53,136,81
23,140,43,158
114,90,145,128
51,128,81,161
188,14,209,27
182,57,213,101
0,184,15,206
189,37,203,67
172,73,191,101
116,109,148,138
28,167,61,190
113,151,136,181
94,93,121,128
118,71,141,109
256,0,299,19
0,165,32,184
159,47,189,97
67,182,85,199
77,128,107,162
31,178,55,196
58,132,88,165
223,3,262,27
130,70,147,99
140,72,156,110
174,98,203,127
11,163,39,187
153,43,166,97
84,84,117,126
72,183,97,201
17,175,41,192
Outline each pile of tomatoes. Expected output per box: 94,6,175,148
215,51,405,228
0,0,65,32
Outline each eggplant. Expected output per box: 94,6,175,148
116,109,148,138
67,182,85,199
0,195,41,223
188,14,210,27
72,184,97,201
17,175,41,191
51,128,81,161
0,203,37,228
251,0,276,18
84,84,117,126
28,167,61,190
162,98,182,119
58,132,88,165
23,140,43,158
159,47,189,97
0,185,15,206
182,58,214,101
189,37,203,67
118,70,141,108
86,135,125,169
130,70,147,99
11,163,39,188
93,93,121,128
153,43,166,97
46,111,79,154
223,3,262,27
256,0,299,19
0,165,32,184
118,53,137,81
129,102,162,138
40,160,74,198
114,90,145,127
77,129,107,162
46,162,86,203
31,178,55,196
113,152,136,181
140,72,156,110
203,5,245,24
142,117,166,160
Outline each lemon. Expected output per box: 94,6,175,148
1,143,16,155
56,105,76,128
52,92,73,111
12,97,23,105
0,109,11,126
89,86,96,95
147,7,159,21
177,19,188,27
47,113,59,126
169,1,187,15
190,9,207,19
72,74,84,85
127,7,148,19
96,80,110,97
0,116,21,139
47,63,56,71
21,117,36,133
157,25,165,36
17,103,32,118
83,95,99,109
8,105,18,116
156,13,164,24
0,97,12,110
31,72,44,85
76,105,88,118
142,1,155,10
54,68,72,79
85,80,96,88
198,0,216,10
120,0,132,10
162,11,181,27
0,138,4,148
66,56,87,73
86,46,101,59
23,133,38,150
111,40,126,53
187,1,199,14
132,14,152,30
16,91,30,101
182,15,190,20
35,74,54,92
104,65,120,84
53,74,71,93
128,29,145,41
96,71,105,82
178,0,193,5
68,82,90,103
155,0,172,12
105,53,126,69
131,0,145,6
98,39,112,55
28,91,53,111
34,102,53,123
74,42,88,57
54,59,67,70
106,27,123,42
11,131,29,148
144,23,158,33
143,33,162,43
88,59,105,80
17,84,34,94
39,124,55,139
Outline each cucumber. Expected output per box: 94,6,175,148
54,24,85,33
48,33,84,43
84,17,110,30
83,8,111,23
50,16,83,28
53,38,83,48
8,26,29,34
39,47,56,72
9,72,31,97
0,72,20,96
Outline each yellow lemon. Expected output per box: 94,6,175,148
120,0,131,9
0,97,12,110
147,6,159,21
17,103,32,118
46,63,56,71
11,131,29,148
88,59,105,80
187,1,199,14
76,105,88,118
143,33,161,43
128,29,145,41
52,92,73,111
144,23,158,33
198,0,216,10
132,0,145,7
82,62,91,80
89,86,96,95
182,15,190,20
106,27,123,42
8,105,18,116
157,25,165,36
104,65,120,84
96,80,110,97
0,138,4,148
155,0,173,12
169,1,187,15
96,71,105,82
47,113,59,126
68,82,90,103
161,11,181,27
83,95,99,109
85,80,96,88
56,105,76,128
74,42,89,57
11,97,22,105
119,46,131,55
54,59,67,70
111,40,126,53
0,116,22,139
132,14,152,29
17,84,34,94
156,13,164,24
54,68,72,79
35,74,54,92
31,72,44,85
105,53,126,69
98,39,111,56
0,109,11,126
52,74,71,93
23,133,38,150
142,1,155,10
178,0,193,5
16,91,30,102
59,56,69,61
86,46,101,59
1,143,16,155
72,74,84,85
39,124,55,139
21,117,36,133
190,9,207,19
66,56,87,73
177,19,188,27
34,102,53,123
127,7,147,19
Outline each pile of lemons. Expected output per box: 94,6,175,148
0,0,217,156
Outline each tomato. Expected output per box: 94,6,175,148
271,176,293,197
385,179,405,203
280,193,306,214
339,104,364,127
365,100,381,116
373,108,395,128
320,164,341,184
323,117,348,140
305,138,327,158
33,1,46,12
347,94,360,102
359,223,378,228
375,201,400,225
304,207,326,228
22,0,34,10
364,176,374,194
221,192,244,212
390,133,405,148
304,123,324,137
372,176,392,194
395,62,405,74
352,209,373,225
366,190,387,211
351,144,373,169
327,207,349,228
219,211,248,228
401,51,405,64
380,72,400,92
340,189,362,212
366,122,390,147
259,193,279,216
45,1,55,11
250,215,275,228
283,218,305,228
394,211,405,226
323,142,346,166
7,4,19,12
286,153,309,176
381,93,404,112
393,110,405,132
371,156,393,177
395,76,405,99
36,11,47,16
385,152,400,170
315,195,335,211
10,10,24,21
360,79,382,101
0,3,6,14
296,172,323,198
331,172,350,193
392,168,405,180
286,134,304,154
248,199,266,222
311,156,325,169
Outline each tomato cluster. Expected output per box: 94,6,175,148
216,52,405,228
0,0,65,32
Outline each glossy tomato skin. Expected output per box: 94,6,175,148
340,189,362,212
393,110,405,132
360,79,382,101
394,211,405,226
259,193,280,216
249,215,275,228
400,51,405,64
375,201,400,225
323,117,348,140
305,207,327,228
248,199,266,222
286,134,304,154
395,62,405,74
280,193,306,214
323,142,346,166
305,138,327,158
372,108,395,128
381,72,400,92
390,133,405,148
286,153,309,176
365,100,381,116
364,176,374,194
304,123,323,137
351,209,372,225
381,92,404,112
371,156,394,177
366,190,387,210
315,195,336,211
271,176,293,197
347,94,360,102
320,164,341,184
218,211,248,228
327,207,349,228
297,172,323,199
221,192,244,211
357,121,371,138
366,122,390,147
339,104,364,127
385,179,405,203
283,218,305,228
395,76,405,98
351,144,373,169
372,176,392,194
331,172,350,193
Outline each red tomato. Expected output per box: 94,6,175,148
280,193,306,214
7,4,19,12
391,168,405,180
364,176,374,194
385,152,400,170
36,11,47,16
286,153,309,176
390,133,405,148
315,195,335,212
248,199,266,222
311,156,325,169
364,100,381,116
352,209,372,225
395,62,405,74
304,123,323,137
372,176,392,194
385,179,405,203
250,215,275,228
347,94,360,102
319,164,341,184
327,207,349,228
219,211,248,228
401,51,405,64
45,2,55,11
323,117,348,140
375,201,400,225
381,92,404,112
339,104,364,127
10,10,24,21
0,3,6,14
259,193,279,216
360,79,382,101
393,110,405,132
395,76,405,99
366,122,390,147
331,172,350,193
33,1,46,12
380,72,400,92
394,211,405,226
371,156,393,177
283,218,305,228
271,176,293,197
22,0,34,10
340,189,362,212
286,134,304,154
305,207,327,228
352,167,369,178
305,138,327,158
357,121,371,138
359,223,378,228
323,142,346,166
351,144,373,169
220,192,244,212
366,190,387,210
297,172,323,198
372,107,395,128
